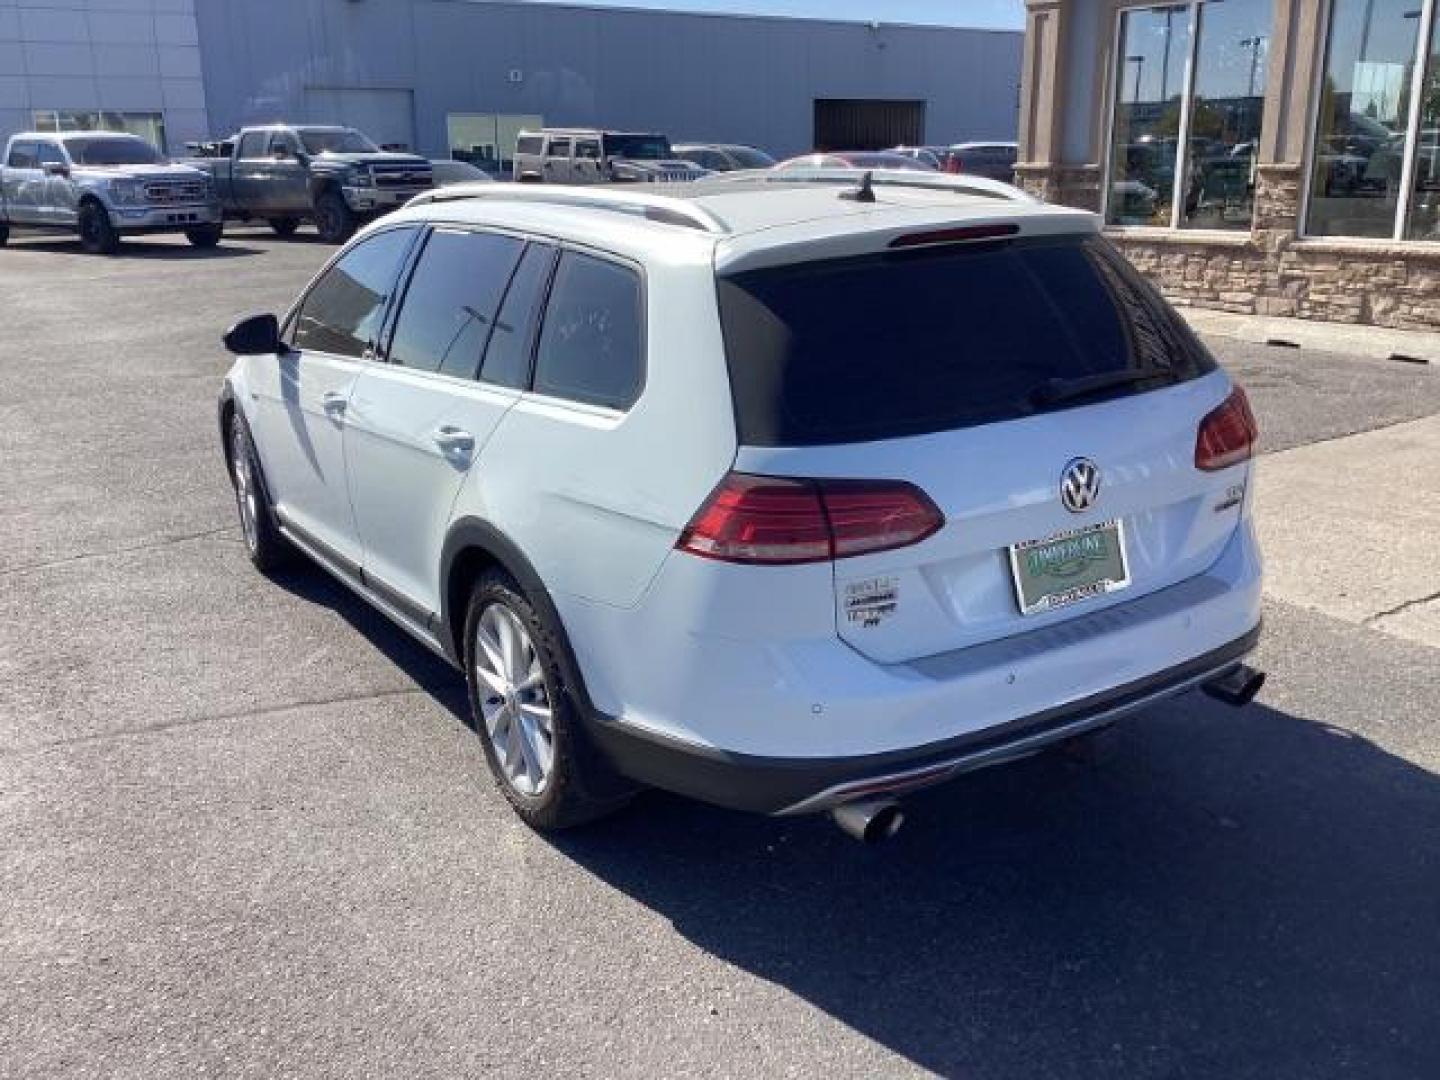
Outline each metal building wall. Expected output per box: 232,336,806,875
191,0,1021,159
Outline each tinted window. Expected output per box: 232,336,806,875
480,243,556,389
728,147,775,169
388,229,524,378
533,252,643,410
575,139,601,160
294,228,417,358
604,135,671,160
65,137,163,165
238,131,268,159
8,142,38,169
717,235,1216,447
516,135,543,156
546,137,572,158
268,130,300,157
35,142,65,167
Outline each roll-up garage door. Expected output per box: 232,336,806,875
814,99,925,151
303,88,416,151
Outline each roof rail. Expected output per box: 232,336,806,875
405,183,730,234
696,167,1040,205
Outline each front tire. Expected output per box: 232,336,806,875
78,201,120,255
313,191,357,244
463,571,631,830
268,217,300,238
227,412,293,573
185,223,224,248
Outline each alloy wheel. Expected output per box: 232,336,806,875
473,602,555,797
230,424,259,552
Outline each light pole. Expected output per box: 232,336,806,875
1127,54,1146,104
1240,35,1266,99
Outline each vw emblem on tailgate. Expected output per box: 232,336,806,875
1060,458,1101,513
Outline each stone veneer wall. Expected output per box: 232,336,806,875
1014,162,1440,331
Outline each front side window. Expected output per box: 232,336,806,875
34,142,66,168
268,131,301,159
533,252,643,410
1106,1,1272,230
294,228,417,359
238,131,268,160
387,229,525,379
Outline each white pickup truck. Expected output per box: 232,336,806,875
0,131,224,254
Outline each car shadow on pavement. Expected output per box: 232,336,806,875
551,696,1440,1079
266,565,471,723
5,237,264,258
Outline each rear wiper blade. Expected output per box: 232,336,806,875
1029,368,1180,409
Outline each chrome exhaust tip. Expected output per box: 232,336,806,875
1202,663,1266,707
831,797,905,844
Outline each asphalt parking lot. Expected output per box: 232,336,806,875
3,228,1440,1079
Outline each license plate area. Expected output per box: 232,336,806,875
1008,519,1131,616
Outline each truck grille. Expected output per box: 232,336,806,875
651,170,696,183
144,180,208,205
370,164,433,189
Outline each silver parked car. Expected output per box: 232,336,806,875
512,129,709,184
0,131,223,253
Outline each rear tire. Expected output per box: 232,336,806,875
0,223,9,246
227,412,293,574
268,217,300,238
463,570,632,830
313,191,357,244
185,223,223,248
78,201,120,254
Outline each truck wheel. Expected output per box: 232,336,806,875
78,201,120,255
314,192,356,244
185,224,224,248
0,223,9,246
268,217,300,238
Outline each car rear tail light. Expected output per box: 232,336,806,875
946,157,963,174
676,472,943,565
1195,385,1259,471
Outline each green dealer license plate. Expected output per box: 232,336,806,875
1008,519,1131,616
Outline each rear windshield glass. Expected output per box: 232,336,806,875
717,235,1216,447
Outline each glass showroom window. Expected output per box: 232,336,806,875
1106,0,1272,230
446,113,543,176
1307,0,1440,240
32,110,168,152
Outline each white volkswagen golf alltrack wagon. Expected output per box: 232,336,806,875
219,171,1264,840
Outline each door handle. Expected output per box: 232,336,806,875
322,391,348,416
432,425,475,458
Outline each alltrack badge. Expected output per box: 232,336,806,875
1060,458,1101,513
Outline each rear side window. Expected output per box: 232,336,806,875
387,228,524,378
717,235,1216,447
7,143,37,169
533,251,643,410
480,242,556,389
546,137,572,159
35,142,66,168
293,227,417,358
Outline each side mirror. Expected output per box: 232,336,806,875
223,313,285,356
43,162,69,177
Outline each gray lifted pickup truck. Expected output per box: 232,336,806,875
186,125,433,243
0,131,223,254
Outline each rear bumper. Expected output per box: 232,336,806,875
587,623,1261,814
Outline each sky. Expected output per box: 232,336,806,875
522,0,1026,30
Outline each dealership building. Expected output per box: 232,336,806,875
0,0,1022,172
1018,0,1440,330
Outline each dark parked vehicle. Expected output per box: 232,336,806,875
947,141,1019,182
671,143,776,171
185,124,433,243
774,151,937,172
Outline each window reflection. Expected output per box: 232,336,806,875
1405,16,1440,239
1181,0,1270,230
1307,0,1422,238
1107,5,1194,227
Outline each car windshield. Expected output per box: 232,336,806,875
604,134,671,160
727,147,775,169
65,137,165,166
717,235,1216,447
299,128,379,154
